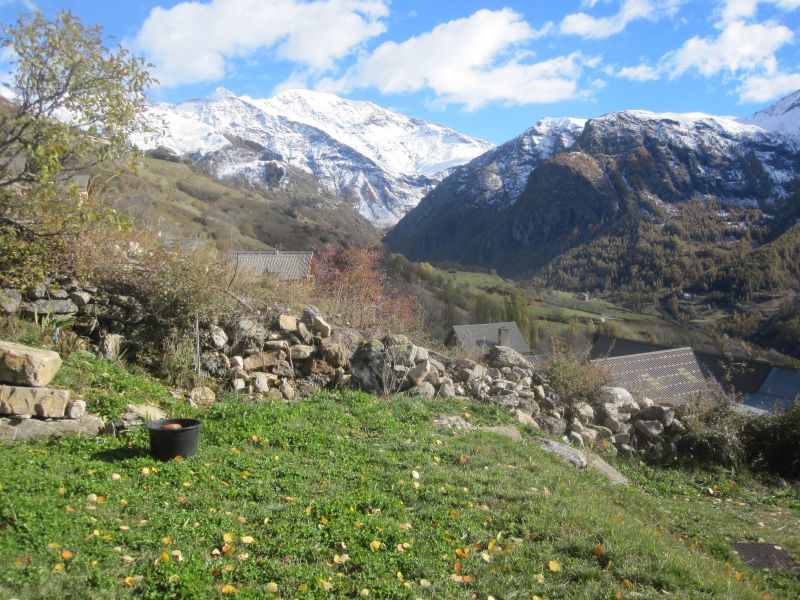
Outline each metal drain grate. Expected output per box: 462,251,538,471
733,542,799,570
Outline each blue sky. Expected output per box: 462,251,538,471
1,0,799,143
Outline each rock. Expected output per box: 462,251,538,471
243,351,283,372
640,397,654,408
278,314,299,333
264,340,289,350
634,419,664,439
405,360,434,387
349,341,388,394
533,385,546,400
272,361,294,378
588,425,613,439
668,418,686,434
576,402,594,422
312,315,333,338
320,337,350,368
580,429,598,446
297,321,313,344
289,345,315,360
487,367,502,380
190,387,215,406
23,299,79,315
125,404,167,423
0,341,62,386
209,325,228,349
301,305,322,326
407,381,435,398
516,410,539,428
588,456,629,486
486,345,530,369
232,378,246,392
66,399,86,419
388,343,417,366
25,283,47,300
252,372,274,393
3,413,106,442
537,438,588,468
635,404,675,427
604,415,622,432
569,418,585,434
537,415,567,436
618,444,635,456
434,415,472,429
69,291,92,308
483,425,522,441
414,346,429,362
236,318,267,345
0,384,70,417
600,387,638,411
568,431,585,447
47,288,69,299
611,432,630,445
99,333,124,361
437,382,456,397
0,289,22,314
232,356,244,369
279,379,295,400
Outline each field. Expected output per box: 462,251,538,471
0,351,798,599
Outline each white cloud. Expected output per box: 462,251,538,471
738,71,800,101
718,0,800,24
666,20,793,78
317,9,595,110
560,0,684,39
616,63,661,81
133,0,389,87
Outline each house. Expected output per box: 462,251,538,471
590,335,773,399
592,346,717,407
230,250,313,281
446,322,531,356
745,366,800,413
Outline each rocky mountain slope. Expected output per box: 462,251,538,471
135,88,493,225
386,91,800,289
740,88,800,136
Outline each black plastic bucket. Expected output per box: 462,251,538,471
145,418,202,461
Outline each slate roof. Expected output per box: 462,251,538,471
745,366,800,413
593,347,715,406
590,335,772,396
450,322,531,355
230,251,313,281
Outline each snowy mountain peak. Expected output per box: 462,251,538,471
136,88,493,225
740,88,800,136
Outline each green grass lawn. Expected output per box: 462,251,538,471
1,360,799,599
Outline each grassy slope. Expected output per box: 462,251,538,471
101,157,377,252
0,354,798,599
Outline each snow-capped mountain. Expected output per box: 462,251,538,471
740,88,800,137
387,92,800,274
135,88,493,225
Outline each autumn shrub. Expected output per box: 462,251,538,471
540,334,610,406
674,387,745,468
741,402,800,478
312,244,420,335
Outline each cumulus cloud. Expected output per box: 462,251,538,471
133,0,389,87
616,63,661,81
738,71,800,101
317,8,596,110
718,0,800,24
666,20,793,78
560,0,684,39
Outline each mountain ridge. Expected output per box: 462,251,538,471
135,88,493,225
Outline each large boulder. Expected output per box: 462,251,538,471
0,341,62,386
0,384,70,417
486,346,530,369
600,387,639,412
349,340,387,394
0,289,21,314
22,299,79,315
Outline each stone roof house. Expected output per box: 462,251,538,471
230,251,313,281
